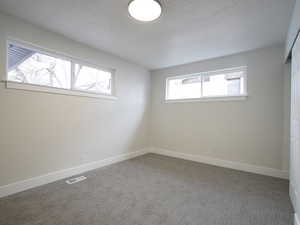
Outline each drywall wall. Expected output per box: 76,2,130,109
0,13,150,186
290,33,300,223
151,45,290,171
283,62,291,171
285,0,300,60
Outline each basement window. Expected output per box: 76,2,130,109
73,64,112,95
6,40,116,99
165,67,247,102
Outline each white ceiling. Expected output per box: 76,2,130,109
0,0,295,69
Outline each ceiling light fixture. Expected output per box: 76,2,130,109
128,0,162,22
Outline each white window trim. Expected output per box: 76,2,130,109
5,38,117,100
5,81,118,100
165,95,248,103
165,66,248,103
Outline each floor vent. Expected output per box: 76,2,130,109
65,176,87,184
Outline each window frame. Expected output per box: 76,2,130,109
5,38,117,100
165,66,248,103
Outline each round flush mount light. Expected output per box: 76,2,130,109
128,0,162,22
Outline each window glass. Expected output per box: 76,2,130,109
73,64,112,94
202,71,243,97
167,76,201,100
8,44,71,89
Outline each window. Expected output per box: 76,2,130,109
6,41,115,99
73,64,112,95
8,45,71,89
166,67,247,101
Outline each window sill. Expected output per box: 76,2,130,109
4,81,118,100
165,95,248,103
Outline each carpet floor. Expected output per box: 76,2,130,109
0,153,293,225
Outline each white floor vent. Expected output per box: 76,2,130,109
65,176,87,184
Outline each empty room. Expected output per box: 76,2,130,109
0,0,300,224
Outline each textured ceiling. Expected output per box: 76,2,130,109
0,0,295,69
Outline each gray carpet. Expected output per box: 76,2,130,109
0,153,293,225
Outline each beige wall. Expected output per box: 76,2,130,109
0,13,150,186
151,45,290,171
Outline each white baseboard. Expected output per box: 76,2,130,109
0,147,289,198
295,213,300,225
0,149,148,198
149,147,289,179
